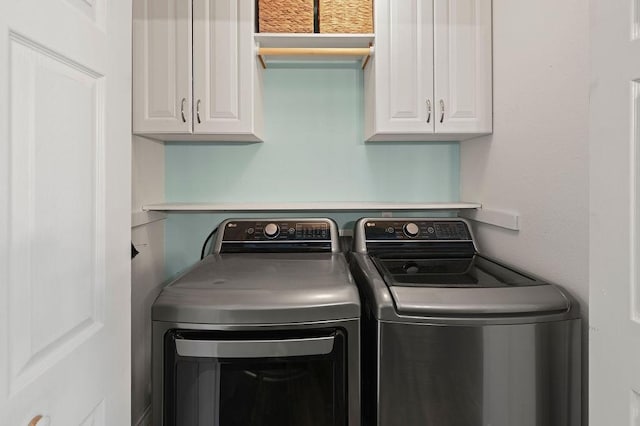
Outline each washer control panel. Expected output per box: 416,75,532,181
222,219,332,242
363,219,471,241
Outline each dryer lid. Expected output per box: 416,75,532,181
152,253,361,324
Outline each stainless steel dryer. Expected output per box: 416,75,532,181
152,218,360,426
349,217,581,426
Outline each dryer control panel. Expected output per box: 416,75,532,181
214,218,340,253
222,220,331,241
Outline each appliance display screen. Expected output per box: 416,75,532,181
296,222,328,239
434,222,469,240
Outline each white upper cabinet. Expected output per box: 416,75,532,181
133,0,263,142
365,0,492,141
364,0,434,136
434,0,492,135
133,0,192,134
193,0,263,139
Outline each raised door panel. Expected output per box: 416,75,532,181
434,0,492,134
193,0,262,140
8,37,104,395
370,0,434,137
133,0,192,134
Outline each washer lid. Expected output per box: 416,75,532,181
390,285,570,316
152,253,360,324
372,255,546,288
373,255,570,315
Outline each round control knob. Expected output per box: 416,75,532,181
403,222,420,238
263,223,280,238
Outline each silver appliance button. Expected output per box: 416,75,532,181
264,223,280,238
403,222,420,238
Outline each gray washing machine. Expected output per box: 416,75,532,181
152,218,360,426
349,217,581,426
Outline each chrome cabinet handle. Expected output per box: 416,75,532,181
196,99,201,124
426,99,432,123
180,98,186,123
439,99,445,123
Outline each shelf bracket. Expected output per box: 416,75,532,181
361,43,373,69
459,207,520,231
256,41,267,69
258,53,267,69
131,211,168,228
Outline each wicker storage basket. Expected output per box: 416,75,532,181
319,0,373,33
258,0,315,33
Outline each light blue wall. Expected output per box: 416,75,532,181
165,64,460,277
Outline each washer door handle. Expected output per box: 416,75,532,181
175,336,335,358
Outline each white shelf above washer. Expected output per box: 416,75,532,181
138,202,520,231
142,201,482,212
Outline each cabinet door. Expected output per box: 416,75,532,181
133,0,192,134
434,0,492,134
193,0,263,141
367,0,434,139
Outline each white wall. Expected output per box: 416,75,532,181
460,1,589,420
461,0,589,313
131,136,166,426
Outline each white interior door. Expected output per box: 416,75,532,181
589,0,640,424
0,0,131,425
